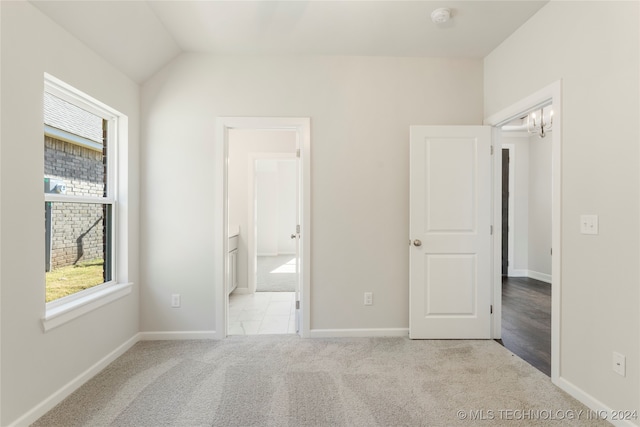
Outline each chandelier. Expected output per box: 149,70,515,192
527,107,553,138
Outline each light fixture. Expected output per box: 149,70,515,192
431,8,451,24
527,107,553,138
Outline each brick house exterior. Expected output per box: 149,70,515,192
44,93,106,271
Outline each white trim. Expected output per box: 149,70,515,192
44,73,117,121
43,74,129,325
7,333,139,427
555,377,637,427
491,128,503,339
504,271,552,283
216,117,312,340
485,84,557,127
501,144,516,279
43,194,115,204
44,125,103,151
42,283,133,332
527,270,552,284
230,288,252,295
257,252,278,257
138,331,217,340
485,80,562,383
508,269,528,277
309,328,409,338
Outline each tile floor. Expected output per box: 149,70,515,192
228,291,297,335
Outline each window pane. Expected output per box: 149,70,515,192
45,202,113,302
44,92,107,197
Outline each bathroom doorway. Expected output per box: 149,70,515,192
219,117,310,337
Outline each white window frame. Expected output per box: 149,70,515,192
42,74,131,332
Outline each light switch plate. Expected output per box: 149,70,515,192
171,294,181,308
580,215,598,235
613,352,626,377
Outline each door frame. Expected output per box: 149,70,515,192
501,144,515,277
247,153,296,294
215,117,311,338
485,80,562,382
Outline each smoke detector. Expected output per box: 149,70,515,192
431,8,451,24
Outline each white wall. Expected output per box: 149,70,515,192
528,132,552,277
502,136,529,274
485,1,639,417
228,130,296,290
0,2,140,425
141,54,483,332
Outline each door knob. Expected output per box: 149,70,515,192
291,234,297,239
413,239,422,247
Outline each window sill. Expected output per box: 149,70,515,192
42,282,133,332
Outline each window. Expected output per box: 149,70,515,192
42,75,130,329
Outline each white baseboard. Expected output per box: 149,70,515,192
256,253,296,257
528,270,552,284
231,288,252,295
555,377,638,427
508,269,528,277
9,333,140,427
309,328,409,338
506,269,552,284
138,331,217,340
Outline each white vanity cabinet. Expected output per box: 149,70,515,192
228,235,238,295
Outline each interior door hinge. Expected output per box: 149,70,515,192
296,300,300,310
490,146,494,155
490,225,493,235
296,224,301,234
490,305,493,314
296,148,301,158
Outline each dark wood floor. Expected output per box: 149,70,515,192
497,276,551,376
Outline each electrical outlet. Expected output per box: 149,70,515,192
171,294,181,308
364,292,373,306
613,352,626,377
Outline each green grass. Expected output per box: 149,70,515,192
45,259,105,302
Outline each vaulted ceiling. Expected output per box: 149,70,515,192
30,1,548,83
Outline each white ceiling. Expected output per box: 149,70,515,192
31,1,548,84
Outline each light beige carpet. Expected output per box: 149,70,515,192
33,336,609,426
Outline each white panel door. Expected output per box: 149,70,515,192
409,126,492,339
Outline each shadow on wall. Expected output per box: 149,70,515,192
75,217,103,264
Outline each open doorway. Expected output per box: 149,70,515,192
499,113,553,376
486,81,561,382
216,117,311,339
227,131,297,335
